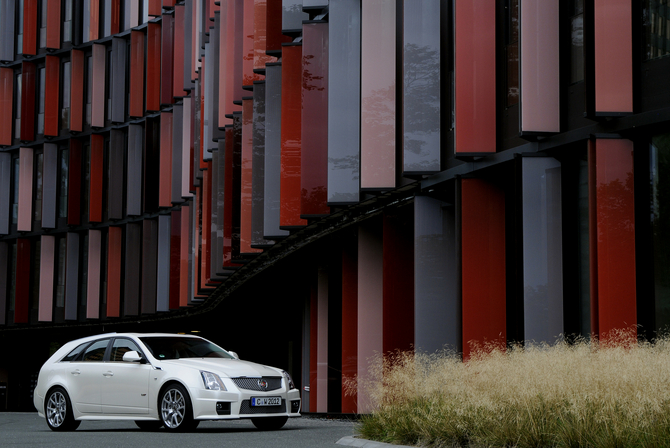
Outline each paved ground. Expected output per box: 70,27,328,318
0,412,364,448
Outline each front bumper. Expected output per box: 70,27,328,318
189,387,301,420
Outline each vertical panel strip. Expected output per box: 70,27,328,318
0,1,16,62
161,13,175,106
520,0,560,133
127,124,143,215
70,50,85,132
18,147,33,232
44,56,61,137
106,226,122,317
301,22,329,217
0,153,10,234
455,0,496,154
173,5,188,98
241,98,261,254
171,104,184,203
328,0,360,204
42,143,58,228
111,37,127,123
20,62,37,142
160,112,173,207
461,178,506,360
594,0,633,114
46,0,62,49
38,235,56,322
0,242,6,324
15,239,31,323
316,266,329,413
251,81,273,248
89,134,104,222
170,210,181,309
181,97,193,198
147,22,161,112
92,44,106,128
67,139,82,225
157,214,171,312
86,229,102,319
64,233,79,320
0,68,12,145
23,0,38,55
124,222,141,315
130,31,145,117
180,204,190,307
341,232,358,413
108,129,124,219
361,0,395,187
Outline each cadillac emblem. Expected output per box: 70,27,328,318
258,379,268,390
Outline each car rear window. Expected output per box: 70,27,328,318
139,337,235,360
60,342,88,362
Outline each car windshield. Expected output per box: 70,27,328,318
139,337,236,360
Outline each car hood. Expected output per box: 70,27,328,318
158,358,281,377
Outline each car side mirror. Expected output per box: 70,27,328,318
229,351,239,360
122,351,143,363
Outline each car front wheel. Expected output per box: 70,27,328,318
159,383,198,432
45,387,80,431
251,416,288,430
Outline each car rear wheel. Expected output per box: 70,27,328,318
135,420,163,430
251,416,288,430
159,383,198,432
45,387,80,431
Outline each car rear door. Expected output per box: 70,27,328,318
67,338,111,414
100,338,151,414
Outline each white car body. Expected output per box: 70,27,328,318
33,333,301,431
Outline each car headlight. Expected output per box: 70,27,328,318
281,370,296,390
201,371,227,391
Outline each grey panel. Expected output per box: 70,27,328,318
65,233,80,320
109,129,124,220
210,147,220,279
124,222,141,316
111,38,127,123
214,140,225,276
171,104,184,204
522,157,563,343
0,242,6,324
127,124,143,216
42,144,58,229
328,0,360,204
303,0,329,8
0,1,16,62
187,201,196,305
403,0,440,174
263,65,289,239
123,0,132,31
282,0,308,32
141,219,158,314
414,196,459,353
184,0,194,90
103,0,112,37
156,214,170,312
83,0,91,43
252,81,273,248
0,152,11,234
211,12,225,142
203,32,215,160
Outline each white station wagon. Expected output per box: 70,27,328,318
33,333,301,431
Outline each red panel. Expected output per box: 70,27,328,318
161,14,175,106
243,0,260,86
280,45,307,228
67,139,82,226
14,239,31,324
89,134,104,222
20,61,36,142
173,5,188,98
341,234,358,414
164,0,176,7
169,210,181,310
301,23,329,218
106,226,122,317
130,30,145,117
0,68,12,146
383,207,414,354
111,0,121,35
91,44,106,128
241,98,262,254
46,0,62,50
90,0,100,41
180,204,190,307
265,0,290,53
594,0,633,114
594,139,636,339
461,178,506,360
23,0,38,55
309,277,318,413
455,0,496,154
70,50,85,132
588,141,599,336
159,112,173,207
148,0,161,16
146,22,161,112
254,0,277,71
44,56,60,137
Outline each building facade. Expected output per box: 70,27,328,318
0,0,667,413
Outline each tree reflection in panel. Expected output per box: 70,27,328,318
650,133,670,330
522,157,563,344
404,0,440,173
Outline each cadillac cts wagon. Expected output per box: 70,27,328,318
33,333,301,431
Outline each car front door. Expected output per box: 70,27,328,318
100,338,151,414
67,338,110,414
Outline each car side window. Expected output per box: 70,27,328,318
110,338,142,362
60,342,88,362
81,339,110,362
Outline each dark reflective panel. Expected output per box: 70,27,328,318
650,134,670,329
301,22,329,218
644,0,670,60
404,0,440,173
328,0,360,204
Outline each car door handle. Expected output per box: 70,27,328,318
70,369,80,375
102,371,114,377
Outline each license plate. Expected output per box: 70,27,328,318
251,397,281,407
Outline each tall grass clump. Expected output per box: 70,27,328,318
353,332,670,447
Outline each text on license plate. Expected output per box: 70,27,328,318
251,397,282,407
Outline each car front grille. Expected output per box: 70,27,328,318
239,399,286,415
231,377,282,392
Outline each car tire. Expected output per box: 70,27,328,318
134,420,164,431
44,387,80,432
251,416,288,431
159,383,197,432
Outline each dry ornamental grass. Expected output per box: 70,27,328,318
351,331,670,448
